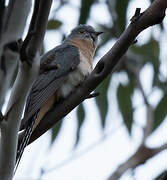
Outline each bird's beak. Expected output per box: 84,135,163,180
95,31,104,36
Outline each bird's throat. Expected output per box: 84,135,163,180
68,38,95,62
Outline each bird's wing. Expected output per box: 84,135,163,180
20,43,80,130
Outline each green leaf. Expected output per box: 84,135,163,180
95,76,110,128
131,38,160,73
117,83,133,134
78,0,96,24
115,0,130,33
50,120,62,145
47,19,62,30
157,81,167,93
153,93,167,131
133,37,159,59
75,103,85,147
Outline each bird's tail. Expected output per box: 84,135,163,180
14,115,36,174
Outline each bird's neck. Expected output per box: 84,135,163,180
67,38,96,61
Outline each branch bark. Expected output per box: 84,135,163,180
0,0,32,108
0,0,52,179
1,0,32,45
0,57,40,180
107,143,167,180
29,0,166,144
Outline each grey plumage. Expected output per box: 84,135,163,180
15,24,102,172
15,43,80,173
20,44,80,130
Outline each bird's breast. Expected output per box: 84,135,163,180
57,51,93,98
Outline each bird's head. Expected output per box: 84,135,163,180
65,25,103,49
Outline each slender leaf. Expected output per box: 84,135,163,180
131,38,160,73
153,93,167,131
95,76,110,128
78,0,96,24
75,103,85,147
117,83,133,134
115,0,130,33
50,120,62,145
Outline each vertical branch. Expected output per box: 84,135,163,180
0,0,52,179
0,0,32,108
0,56,40,180
143,105,154,141
2,0,32,45
25,0,53,58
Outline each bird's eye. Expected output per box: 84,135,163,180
79,29,86,34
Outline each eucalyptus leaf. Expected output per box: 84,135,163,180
115,0,130,33
153,93,167,131
75,103,85,147
117,83,133,134
95,76,110,128
78,0,96,24
50,120,62,145
47,19,62,30
131,38,160,73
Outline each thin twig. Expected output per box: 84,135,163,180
108,143,167,180
136,72,149,105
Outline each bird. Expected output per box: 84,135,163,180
15,24,102,172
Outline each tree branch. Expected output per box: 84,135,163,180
0,0,32,108
107,143,167,180
1,0,32,45
21,0,53,63
142,105,154,142
0,0,52,179
0,57,40,179
29,0,166,144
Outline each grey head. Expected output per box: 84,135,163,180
65,24,103,48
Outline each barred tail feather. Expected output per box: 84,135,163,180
14,115,37,174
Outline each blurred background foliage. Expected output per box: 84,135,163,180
41,0,166,178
